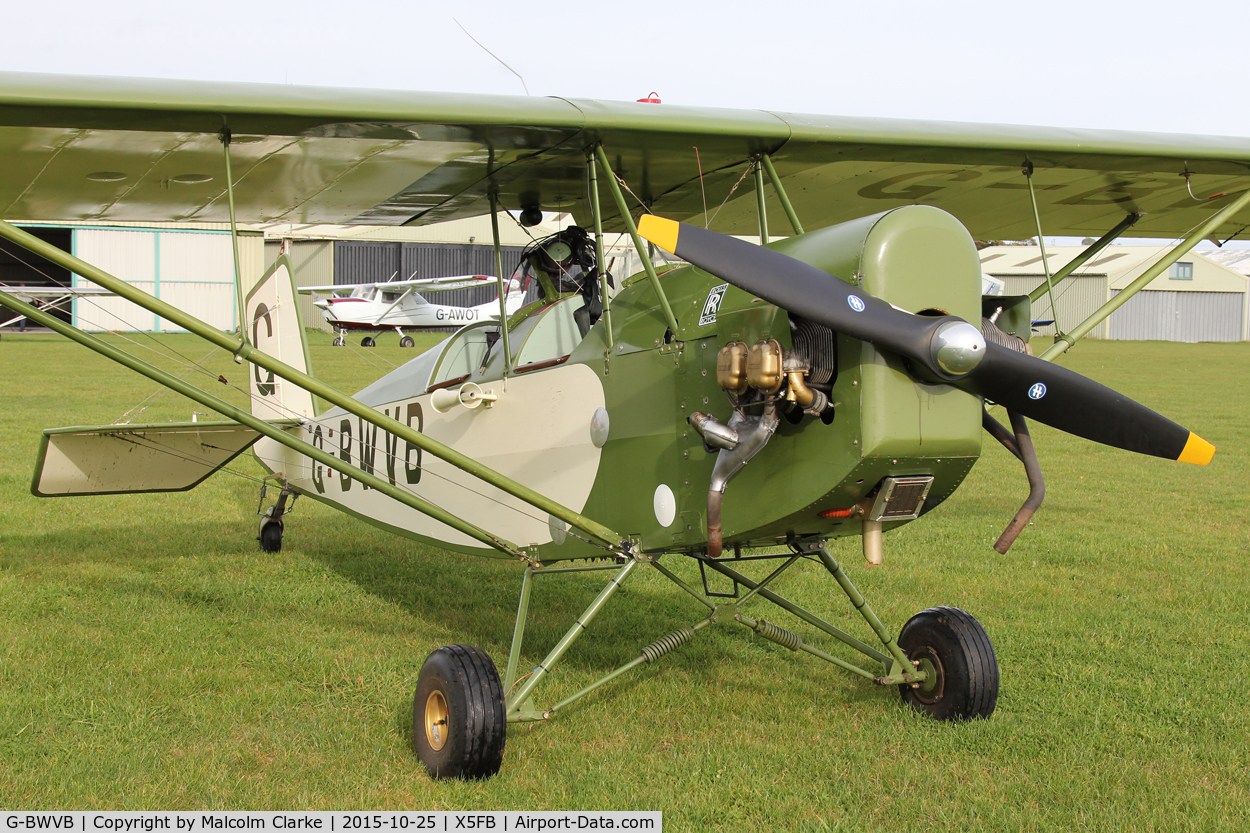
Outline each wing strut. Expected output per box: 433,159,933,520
759,153,804,236
1023,161,1064,341
0,288,527,558
593,145,680,337
586,154,615,351
1039,185,1250,360
489,192,513,376
371,285,416,326
1026,212,1141,305
221,128,248,342
754,161,769,245
0,219,629,553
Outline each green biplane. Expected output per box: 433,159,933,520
0,71,1231,780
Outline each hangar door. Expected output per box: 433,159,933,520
1107,289,1245,342
334,240,532,308
73,229,237,332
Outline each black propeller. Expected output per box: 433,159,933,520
637,215,1214,465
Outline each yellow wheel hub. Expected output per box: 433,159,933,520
424,690,449,751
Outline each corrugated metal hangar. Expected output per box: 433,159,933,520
0,221,263,332
980,245,1249,342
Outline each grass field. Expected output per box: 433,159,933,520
1,328,1247,830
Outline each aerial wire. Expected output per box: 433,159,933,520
453,18,530,96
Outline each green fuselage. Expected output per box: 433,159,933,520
300,206,985,562
567,205,983,559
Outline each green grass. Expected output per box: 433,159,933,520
1,329,1248,830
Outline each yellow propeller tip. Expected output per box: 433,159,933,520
1178,432,1216,465
637,215,680,255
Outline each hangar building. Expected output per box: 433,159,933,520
0,222,262,332
2,215,638,335
979,245,1249,342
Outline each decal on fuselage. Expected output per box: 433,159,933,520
290,364,606,552
308,401,423,494
436,307,479,322
251,302,276,397
699,284,728,327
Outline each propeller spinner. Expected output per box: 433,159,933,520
637,215,1214,465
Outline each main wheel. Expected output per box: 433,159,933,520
898,606,998,721
413,644,506,779
399,336,415,348
361,336,376,347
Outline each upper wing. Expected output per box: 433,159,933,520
2,71,1249,239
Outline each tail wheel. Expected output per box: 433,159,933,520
413,644,506,779
898,606,998,721
257,517,283,553
361,336,376,348
400,336,415,348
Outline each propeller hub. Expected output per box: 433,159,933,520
932,320,985,376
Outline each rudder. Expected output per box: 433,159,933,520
245,255,316,481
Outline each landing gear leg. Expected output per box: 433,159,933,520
257,483,297,553
333,328,346,347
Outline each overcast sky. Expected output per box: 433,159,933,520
5,0,1248,136
4,0,1250,245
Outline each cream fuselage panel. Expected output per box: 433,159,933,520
287,363,605,551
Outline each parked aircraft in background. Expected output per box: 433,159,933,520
299,274,526,346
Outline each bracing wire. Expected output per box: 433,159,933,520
53,303,617,554
112,420,616,556
0,233,621,555
706,161,755,229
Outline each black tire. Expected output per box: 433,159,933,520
332,336,344,347
898,606,998,721
399,336,415,349
361,336,376,348
258,519,283,553
413,644,506,780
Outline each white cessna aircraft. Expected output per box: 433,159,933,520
299,274,527,347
